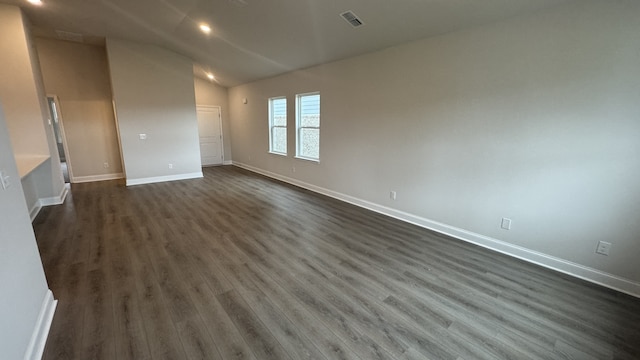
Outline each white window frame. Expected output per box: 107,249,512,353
268,96,287,155
295,92,320,162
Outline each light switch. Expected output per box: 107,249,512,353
139,133,147,140
1,170,10,190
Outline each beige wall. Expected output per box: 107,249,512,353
107,38,202,185
228,1,640,293
0,4,65,211
35,38,124,181
194,77,232,161
0,5,49,156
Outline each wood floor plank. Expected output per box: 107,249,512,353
224,264,329,360
80,268,116,360
134,260,186,360
34,166,640,360
189,281,257,360
217,289,293,360
107,216,152,360
239,262,363,360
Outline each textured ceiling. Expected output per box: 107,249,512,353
3,0,570,87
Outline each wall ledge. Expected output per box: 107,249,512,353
15,155,50,179
23,290,57,360
232,161,640,299
126,172,203,186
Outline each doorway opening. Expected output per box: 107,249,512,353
47,96,72,183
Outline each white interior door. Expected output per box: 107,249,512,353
196,106,223,166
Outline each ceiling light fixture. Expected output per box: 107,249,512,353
206,73,215,80
27,0,43,5
199,24,212,34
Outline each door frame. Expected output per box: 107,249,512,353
196,105,224,166
47,94,75,183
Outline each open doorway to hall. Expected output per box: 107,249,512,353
46,96,71,183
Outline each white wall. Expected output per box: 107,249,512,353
194,77,232,162
35,38,124,182
229,1,640,294
106,38,202,185
0,104,53,360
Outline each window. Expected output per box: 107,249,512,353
296,92,320,161
268,97,287,155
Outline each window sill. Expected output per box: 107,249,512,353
268,151,287,157
295,156,319,163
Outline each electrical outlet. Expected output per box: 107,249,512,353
139,133,147,140
501,217,512,230
596,241,611,256
390,191,397,200
168,163,173,169
292,166,296,173
103,162,109,168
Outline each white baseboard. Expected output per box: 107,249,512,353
23,290,57,360
223,160,232,165
39,183,69,207
126,172,203,186
72,172,124,183
28,203,42,223
232,162,640,298
30,184,69,222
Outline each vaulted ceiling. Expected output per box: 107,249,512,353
3,0,570,87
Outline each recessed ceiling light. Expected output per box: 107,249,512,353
206,73,215,80
27,0,43,5
199,24,211,34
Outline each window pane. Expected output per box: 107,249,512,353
269,97,287,154
300,114,319,128
272,127,287,154
299,128,319,159
273,114,287,127
272,98,287,126
299,94,320,127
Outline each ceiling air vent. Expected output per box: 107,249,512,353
340,11,364,28
56,30,84,43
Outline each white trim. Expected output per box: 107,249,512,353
30,184,69,222
111,99,127,180
232,162,640,298
126,172,203,186
23,290,57,360
28,202,42,223
73,173,124,184
269,151,287,157
223,160,232,165
294,156,320,163
39,183,69,207
46,95,75,182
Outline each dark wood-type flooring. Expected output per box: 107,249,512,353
34,166,640,360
